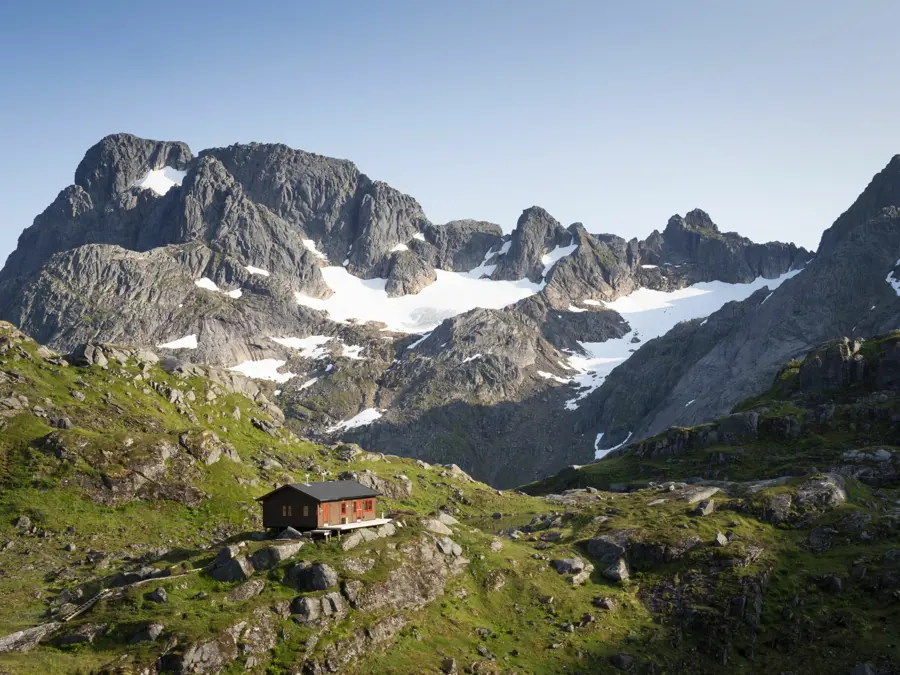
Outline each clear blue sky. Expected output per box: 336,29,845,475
2,1,899,266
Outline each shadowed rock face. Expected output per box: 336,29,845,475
0,132,822,485
586,202,900,453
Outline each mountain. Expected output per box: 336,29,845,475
579,161,900,452
0,133,814,486
1,322,899,674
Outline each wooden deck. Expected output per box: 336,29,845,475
310,517,393,536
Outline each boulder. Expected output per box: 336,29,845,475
376,522,396,538
0,622,61,653
436,537,463,557
693,499,715,516
290,596,322,623
129,623,164,644
341,532,364,551
424,519,454,536
285,562,338,591
593,596,617,611
585,531,630,563
762,493,792,524
278,526,304,540
796,474,847,510
713,532,728,547
321,591,345,617
227,579,266,602
568,570,591,586
602,558,629,582
250,542,303,570
147,587,168,603
437,512,460,526
58,622,107,646
213,543,244,566
211,555,254,583
551,558,586,575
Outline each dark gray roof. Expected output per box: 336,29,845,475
258,480,380,503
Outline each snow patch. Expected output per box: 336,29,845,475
194,277,219,292
640,264,658,269
462,353,482,363
391,243,409,252
341,345,365,360
413,232,426,242
760,291,774,304
407,332,432,350
157,334,198,350
887,260,900,296
133,167,187,196
271,335,333,359
567,304,586,313
581,299,602,306
230,359,295,383
684,399,696,407
299,377,319,390
245,265,270,277
540,243,578,278
294,265,541,333
538,371,570,384
327,408,383,432
595,432,633,459
196,278,242,299
303,240,328,260
561,270,802,410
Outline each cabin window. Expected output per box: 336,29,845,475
303,505,309,517
341,502,347,515
281,505,292,517
364,499,374,511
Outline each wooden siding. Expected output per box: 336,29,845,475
260,489,378,531
318,497,378,526
260,489,319,530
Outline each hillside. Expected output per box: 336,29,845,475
0,323,898,674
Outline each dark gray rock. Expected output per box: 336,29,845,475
384,250,436,297
129,623,164,644
284,562,338,591
210,555,254,583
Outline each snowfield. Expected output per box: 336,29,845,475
292,241,579,333
294,265,541,333
327,408,383,432
565,269,802,415
133,167,187,196
271,335,333,359
157,334,198,350
230,359,296,383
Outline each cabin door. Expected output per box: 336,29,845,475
322,503,329,525
354,500,362,521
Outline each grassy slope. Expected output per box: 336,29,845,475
0,325,899,674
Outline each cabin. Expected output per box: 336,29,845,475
256,480,384,532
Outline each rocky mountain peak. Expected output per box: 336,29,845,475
817,153,900,257
683,208,718,232
491,206,572,282
74,133,193,205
